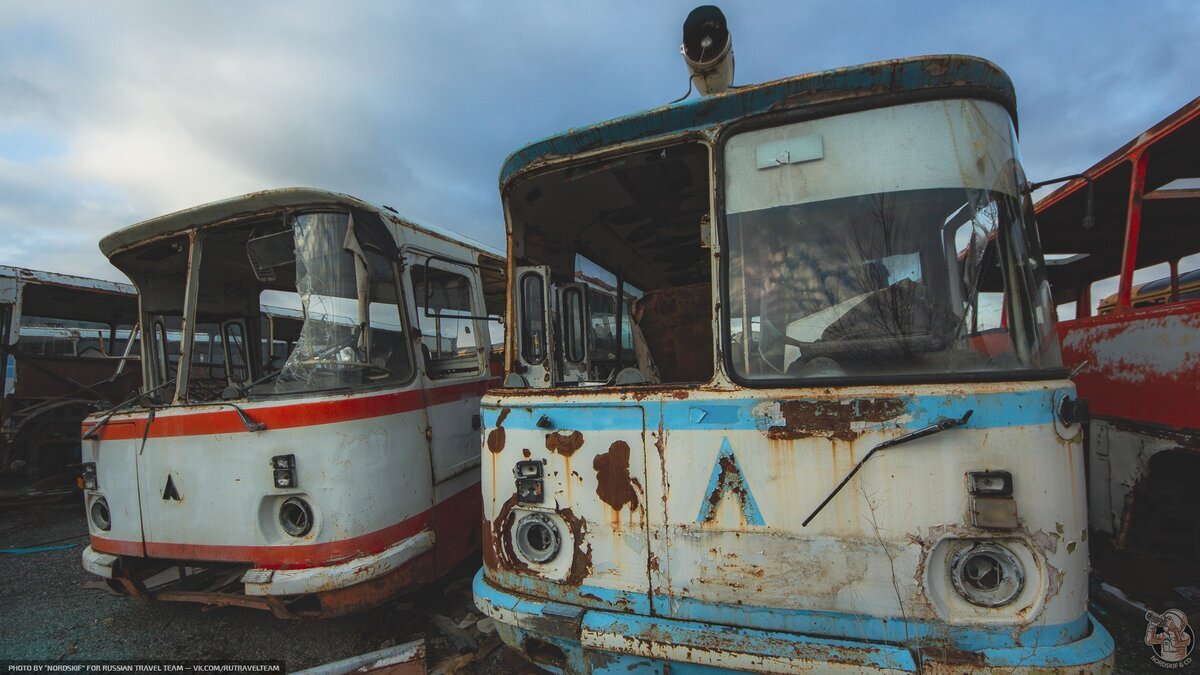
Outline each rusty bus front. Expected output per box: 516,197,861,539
80,188,504,618
473,24,1114,673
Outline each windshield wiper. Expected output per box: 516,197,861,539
208,402,266,432
82,378,177,440
802,409,974,527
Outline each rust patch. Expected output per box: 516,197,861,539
593,440,640,512
767,398,906,442
558,506,593,587
486,408,511,454
482,494,520,574
923,59,949,77
545,430,584,457
486,428,505,454
523,637,566,669
700,454,752,523
921,646,987,668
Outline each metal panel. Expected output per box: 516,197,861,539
125,398,432,562
481,402,651,612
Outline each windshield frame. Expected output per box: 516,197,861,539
714,101,1069,389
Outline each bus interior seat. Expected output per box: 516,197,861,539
630,283,713,384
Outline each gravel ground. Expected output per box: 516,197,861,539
0,499,1180,672
0,499,542,673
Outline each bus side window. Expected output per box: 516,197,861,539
411,266,483,379
1179,253,1200,303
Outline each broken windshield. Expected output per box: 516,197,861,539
257,212,412,395
723,99,1062,382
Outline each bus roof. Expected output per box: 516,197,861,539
499,54,1016,187
99,187,503,262
0,264,134,296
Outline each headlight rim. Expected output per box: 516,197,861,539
90,496,112,532
949,541,1025,608
278,496,314,537
513,512,561,564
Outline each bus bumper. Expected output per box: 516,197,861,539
474,571,1115,674
82,546,118,578
81,531,438,618
242,530,434,596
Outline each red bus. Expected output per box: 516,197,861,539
1036,96,1200,596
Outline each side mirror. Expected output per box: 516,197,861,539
1028,173,1095,230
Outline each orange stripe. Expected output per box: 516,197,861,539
90,536,145,557
91,481,480,570
85,379,495,441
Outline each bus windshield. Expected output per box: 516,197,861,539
723,100,1061,382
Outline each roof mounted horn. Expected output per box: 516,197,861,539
681,5,734,96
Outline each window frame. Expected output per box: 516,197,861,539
408,254,487,380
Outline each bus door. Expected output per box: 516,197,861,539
411,256,491,483
490,266,655,613
513,266,554,387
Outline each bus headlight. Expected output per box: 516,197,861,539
279,497,313,537
90,497,111,531
950,542,1023,607
514,513,560,563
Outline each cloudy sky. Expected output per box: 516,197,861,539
0,1,1196,283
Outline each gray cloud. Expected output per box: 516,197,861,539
0,1,1195,283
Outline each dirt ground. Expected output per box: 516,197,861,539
0,498,1177,673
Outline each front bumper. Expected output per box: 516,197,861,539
474,571,1115,674
81,546,119,578
242,530,434,596
82,531,434,596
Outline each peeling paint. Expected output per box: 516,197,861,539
758,397,907,442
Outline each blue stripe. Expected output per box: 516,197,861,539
476,571,1114,670
499,56,1016,185
584,610,918,671
482,389,1061,433
484,569,1089,651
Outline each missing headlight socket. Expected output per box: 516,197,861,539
968,470,1017,529
515,460,544,503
